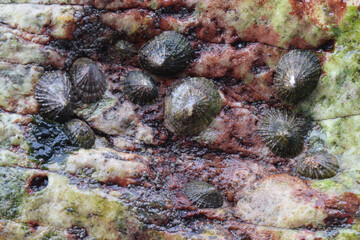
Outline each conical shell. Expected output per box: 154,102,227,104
274,50,321,103
35,71,72,121
121,70,158,105
139,31,193,76
257,110,310,158
164,77,222,136
66,119,95,149
296,152,339,179
70,58,107,103
184,181,223,208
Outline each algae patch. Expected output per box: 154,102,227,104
0,167,26,219
299,7,360,157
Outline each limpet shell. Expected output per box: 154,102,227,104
257,110,310,158
274,50,321,103
66,119,95,149
164,77,222,136
184,181,223,208
70,58,107,103
35,71,72,122
139,31,193,76
296,151,339,179
121,70,158,105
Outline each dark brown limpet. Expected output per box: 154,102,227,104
70,58,107,104
121,70,158,105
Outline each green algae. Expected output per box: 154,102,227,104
0,167,26,219
299,6,360,158
18,172,143,239
222,0,333,48
335,229,360,240
0,112,29,151
311,171,360,197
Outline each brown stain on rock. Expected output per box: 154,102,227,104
241,22,281,47
324,192,360,227
289,0,347,25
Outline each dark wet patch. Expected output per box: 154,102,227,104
28,117,74,165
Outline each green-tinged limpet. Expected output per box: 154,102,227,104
139,31,193,76
164,77,222,136
113,40,137,60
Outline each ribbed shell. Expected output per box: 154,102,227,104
70,58,107,103
66,119,95,149
184,181,223,208
121,70,158,105
257,110,309,158
296,152,339,179
164,77,222,136
139,31,193,76
35,71,72,121
114,40,137,60
274,50,321,103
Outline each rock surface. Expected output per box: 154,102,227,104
1,1,360,239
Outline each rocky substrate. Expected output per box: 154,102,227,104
1,1,360,239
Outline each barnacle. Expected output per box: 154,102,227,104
296,151,339,179
274,50,321,103
139,31,193,76
257,110,309,158
70,58,107,103
35,71,72,122
164,77,222,135
184,181,223,208
121,70,158,105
